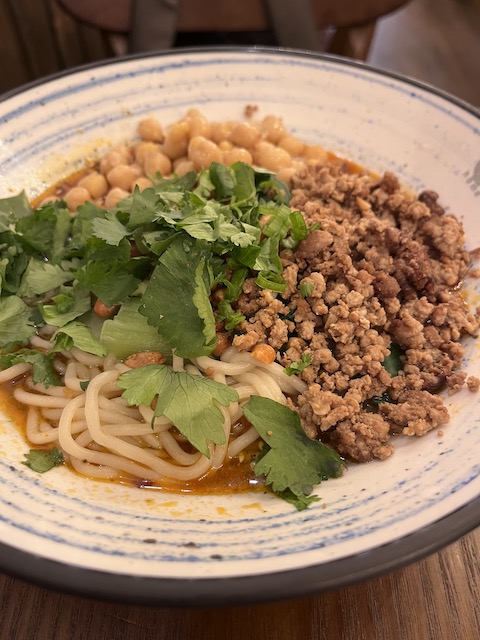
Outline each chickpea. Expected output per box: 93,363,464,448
100,145,133,174
276,167,296,184
64,186,90,211
188,136,223,170
278,134,305,157
174,159,195,177
218,140,233,152
186,109,212,139
107,164,142,191
77,171,109,199
253,141,292,172
163,121,190,159
229,122,260,149
137,117,164,142
144,151,172,178
132,176,153,191
210,121,234,145
252,343,276,364
93,299,119,318
104,187,129,209
260,115,286,143
223,147,253,165
134,141,162,166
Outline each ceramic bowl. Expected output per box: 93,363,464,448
0,48,479,606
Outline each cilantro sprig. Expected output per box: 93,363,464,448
244,396,344,510
23,447,64,473
117,364,239,457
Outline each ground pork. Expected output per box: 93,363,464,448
228,161,479,463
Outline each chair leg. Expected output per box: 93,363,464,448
328,22,377,61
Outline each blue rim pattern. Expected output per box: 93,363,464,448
0,47,479,604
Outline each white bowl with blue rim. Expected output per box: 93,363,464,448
0,48,479,605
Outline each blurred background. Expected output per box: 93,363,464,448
0,0,479,106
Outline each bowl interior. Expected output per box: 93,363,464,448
0,49,479,602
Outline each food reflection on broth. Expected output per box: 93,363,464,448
0,107,478,510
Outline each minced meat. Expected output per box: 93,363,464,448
232,161,479,463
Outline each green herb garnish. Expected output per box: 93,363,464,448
117,365,239,457
23,447,64,473
243,396,344,510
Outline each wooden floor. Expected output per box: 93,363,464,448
369,0,480,106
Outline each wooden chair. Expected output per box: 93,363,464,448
0,0,409,96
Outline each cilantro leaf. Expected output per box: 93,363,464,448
39,283,91,327
0,349,61,386
52,321,107,356
382,343,404,377
209,163,235,200
0,242,29,295
0,296,36,347
23,447,64,473
13,201,73,263
139,235,217,358
243,396,344,508
16,258,72,298
231,162,257,205
75,260,141,306
100,297,171,359
117,365,239,456
66,202,107,256
299,282,314,298
123,187,161,228
0,192,32,224
276,488,321,511
91,211,130,246
255,170,291,205
285,353,312,376
216,300,245,330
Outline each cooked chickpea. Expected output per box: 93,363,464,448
253,141,292,172
252,343,276,364
64,186,90,211
188,136,223,170
107,164,142,191
210,121,234,145
100,145,133,174
260,115,286,143
93,299,119,317
218,140,233,152
278,134,305,156
229,122,260,149
186,109,212,139
137,117,164,142
144,151,172,178
132,176,153,191
134,141,162,166
174,159,195,177
77,172,109,199
104,187,129,208
276,167,296,184
223,147,253,165
163,121,190,159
